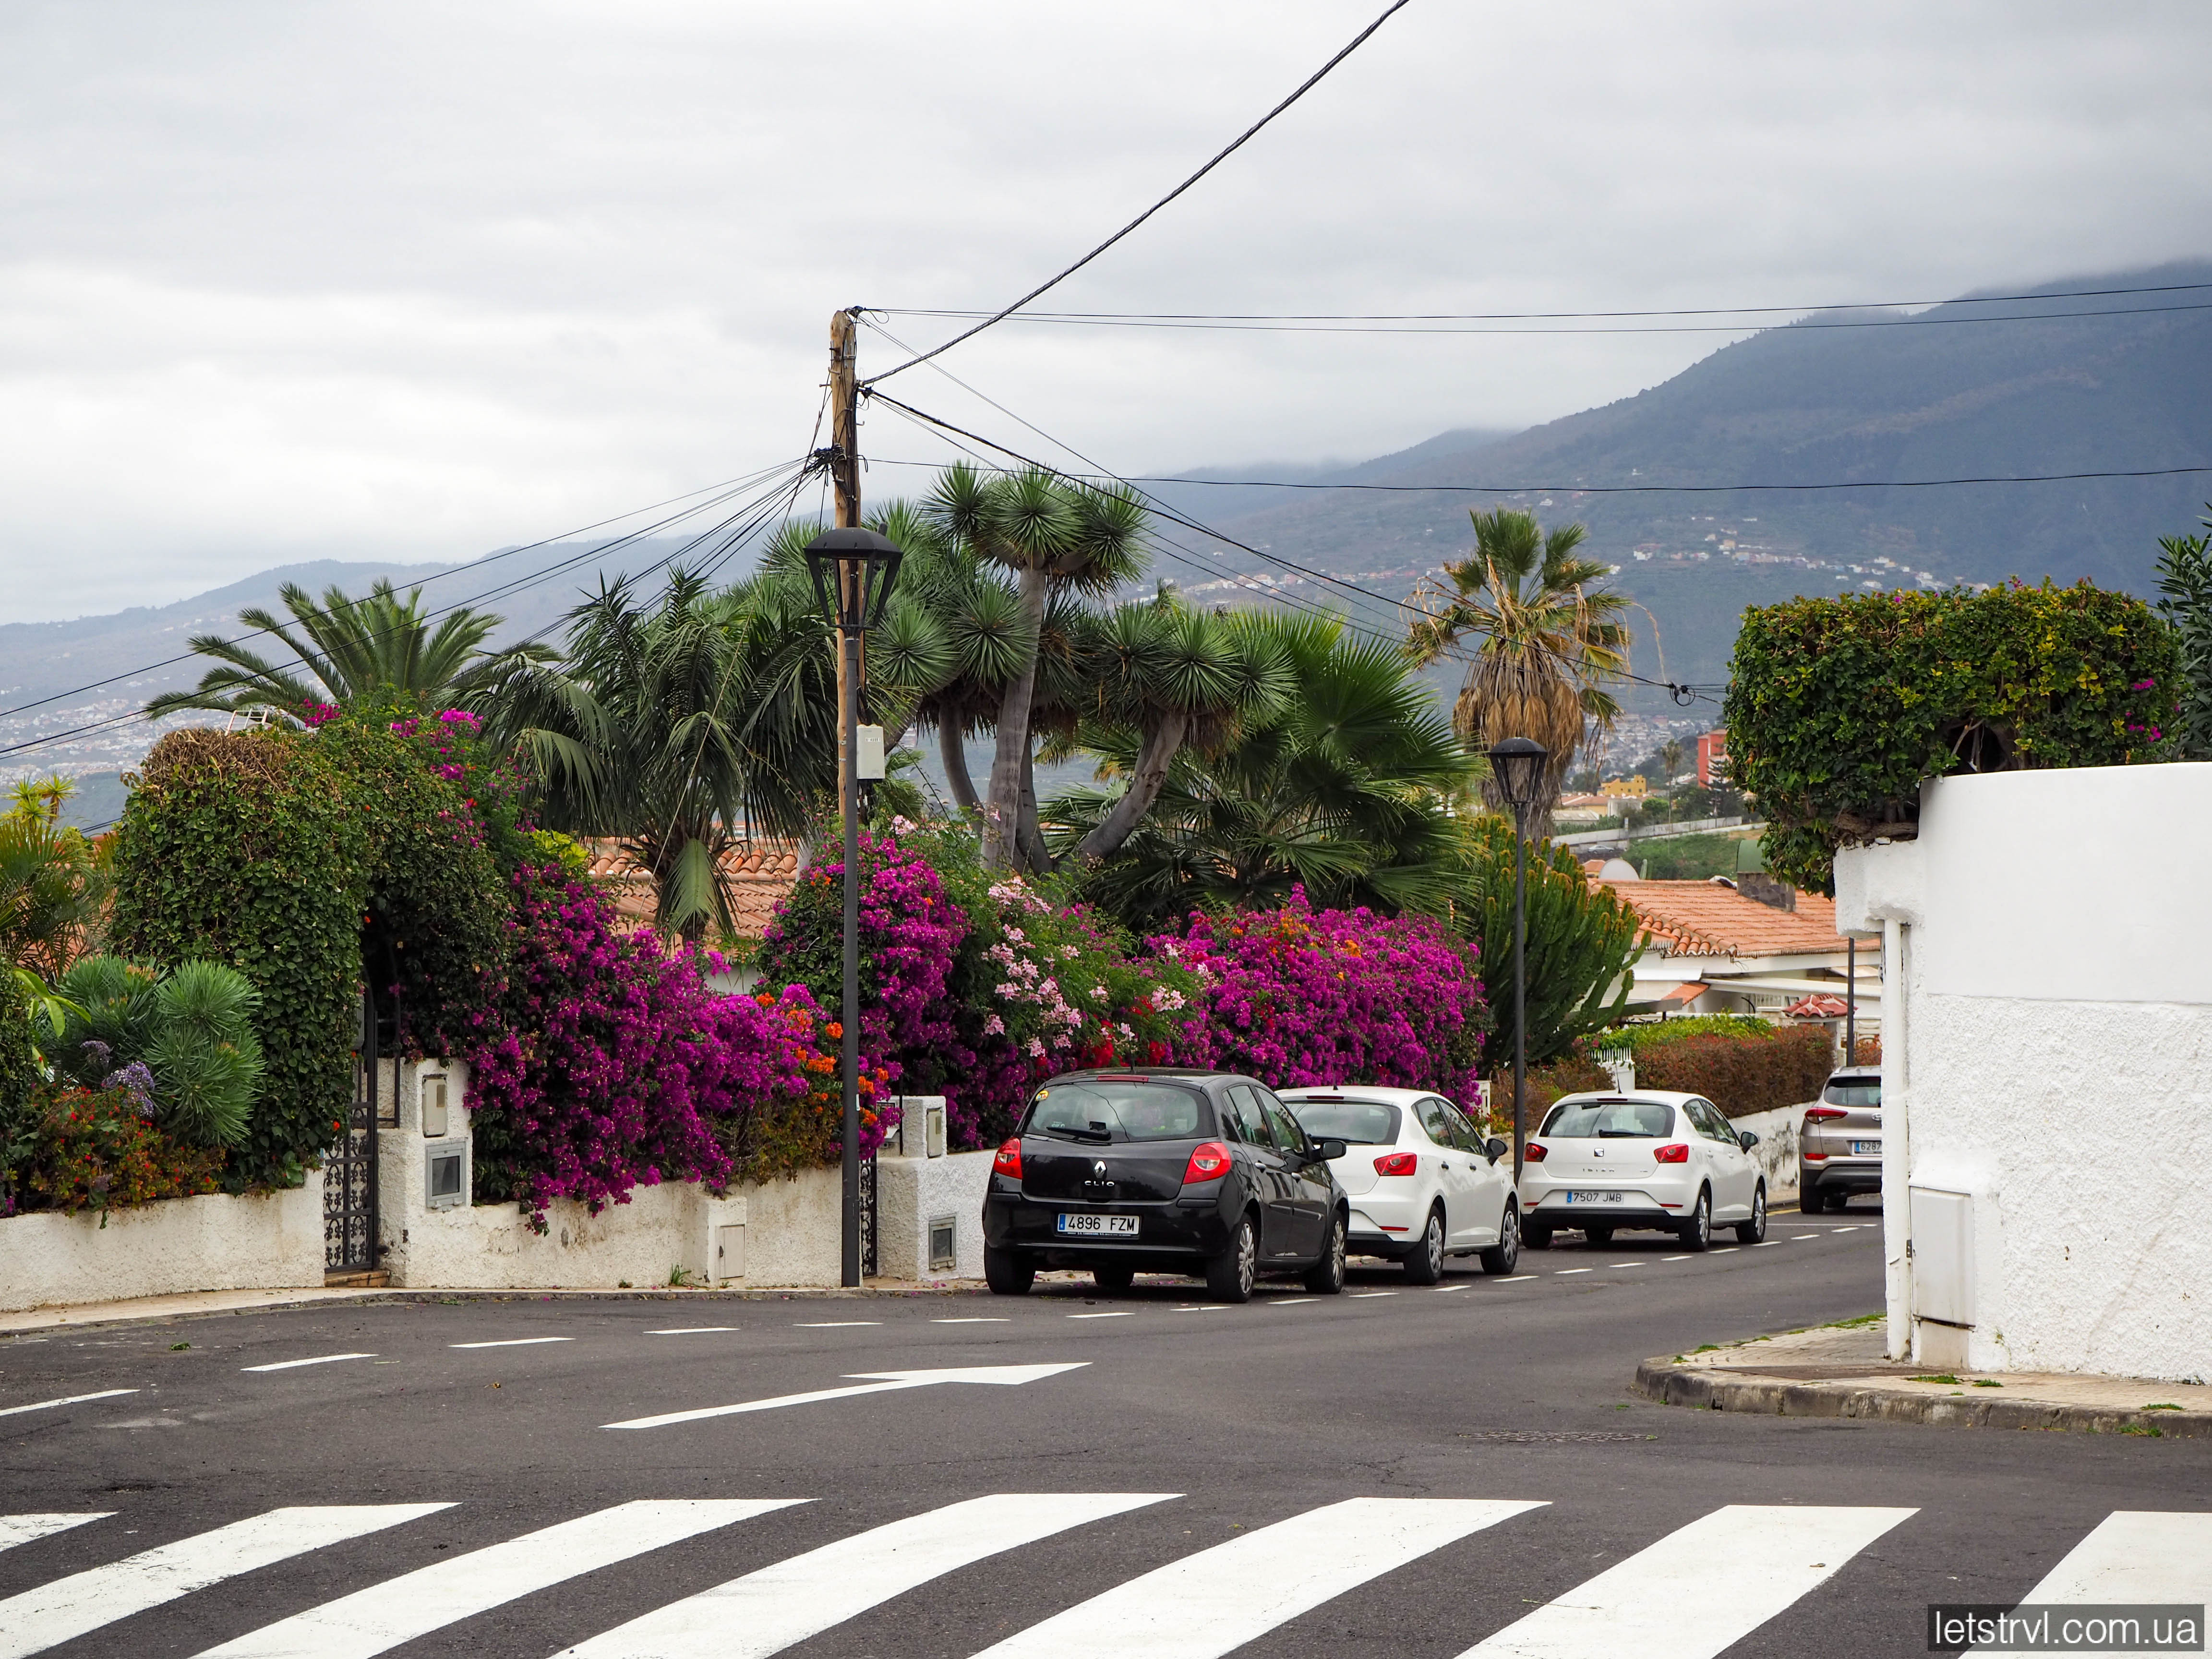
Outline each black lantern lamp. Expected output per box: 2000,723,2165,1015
802,527,903,634
1485,734,1549,1190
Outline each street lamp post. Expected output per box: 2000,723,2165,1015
1486,736,1549,1181
802,527,905,1288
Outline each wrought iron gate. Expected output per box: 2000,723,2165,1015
324,990,383,1275
857,1151,878,1279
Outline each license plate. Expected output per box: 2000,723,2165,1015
1850,1141,1881,1155
1056,1213,1138,1237
1566,1191,1625,1205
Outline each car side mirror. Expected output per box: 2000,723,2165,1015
1311,1138,1347,1163
1484,1137,1508,1164
1738,1130,1760,1150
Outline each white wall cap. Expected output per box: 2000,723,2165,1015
1833,839,1924,935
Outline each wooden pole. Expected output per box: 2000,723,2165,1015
828,308,865,1288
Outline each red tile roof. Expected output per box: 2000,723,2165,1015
582,838,802,940
1600,878,1849,961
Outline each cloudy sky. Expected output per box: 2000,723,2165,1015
4,0,2209,621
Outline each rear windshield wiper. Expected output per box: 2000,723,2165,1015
1598,1129,1659,1138
1038,1124,1113,1143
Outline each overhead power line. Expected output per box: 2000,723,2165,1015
861,0,1414,386
874,278,2212,325
864,300,2212,337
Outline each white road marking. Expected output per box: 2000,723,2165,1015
1459,1503,1916,1659
0,1504,446,1659
1790,1234,1820,1241
1608,1262,1644,1268
204,1500,790,1659
1432,1284,1468,1292
1555,1269,1592,1276
646,1328,739,1335
0,1389,136,1418
1169,1306,1230,1313
450,1337,573,1348
974,1497,1544,1658
603,1363,1089,1430
241,1352,376,1372
1496,1275,1537,1283
793,1322,880,1329
1966,1511,2212,1659
1662,1255,1692,1262
1267,1299,1322,1307
557,1492,1176,1658
1349,1292,1399,1299
1753,1242,1779,1249
0,1515,108,1553
1068,1312,1134,1320
932,1318,1009,1324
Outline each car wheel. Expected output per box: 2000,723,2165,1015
1523,1221,1553,1250
984,1243,1034,1296
1581,1225,1614,1246
1205,1212,1258,1303
1092,1264,1136,1293
1799,1187,1828,1214
1302,1210,1347,1294
1677,1187,1712,1251
1479,1203,1521,1275
1735,1182,1768,1245
1403,1205,1446,1284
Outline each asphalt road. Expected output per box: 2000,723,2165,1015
3,1205,2207,1658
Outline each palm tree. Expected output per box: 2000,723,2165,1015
486,565,947,943
922,465,1147,870
1405,507,1632,818
1048,613,1482,928
147,579,556,725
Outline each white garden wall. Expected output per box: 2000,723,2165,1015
1836,762,2212,1382
0,1172,325,1313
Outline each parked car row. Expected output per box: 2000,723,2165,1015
979,1063,1878,1301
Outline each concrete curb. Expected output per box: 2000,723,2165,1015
1633,1356,2212,1439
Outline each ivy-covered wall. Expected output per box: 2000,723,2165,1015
1725,581,2180,893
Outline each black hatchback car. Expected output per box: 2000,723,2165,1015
981,1069,1350,1303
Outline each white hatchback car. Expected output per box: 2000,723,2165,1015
1519,1090,1767,1250
1280,1087,1521,1281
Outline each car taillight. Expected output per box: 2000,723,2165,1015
1524,1142,1547,1162
993,1138,1022,1179
1805,1107,1848,1122
1803,1151,1828,1161
1181,1141,1234,1184
1654,1142,1690,1163
1373,1151,1419,1177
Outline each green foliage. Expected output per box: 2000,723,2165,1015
1726,582,2182,893
0,782,108,981
1631,832,1755,881
0,974,40,1213
1591,1014,1774,1050
1600,1020,1835,1118
55,956,162,1078
2154,509,2212,760
147,961,265,1148
1458,817,1646,1069
21,1086,226,1221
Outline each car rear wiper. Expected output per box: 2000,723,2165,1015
1598,1130,1658,1138
1040,1124,1113,1143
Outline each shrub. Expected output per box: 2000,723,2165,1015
23,1086,225,1221
466,866,839,1226
0,974,41,1215
1616,1022,1834,1118
1725,582,2181,893
55,956,264,1148
1515,1055,1611,1127
1154,892,1486,1106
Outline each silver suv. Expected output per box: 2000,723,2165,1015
1798,1067,1880,1213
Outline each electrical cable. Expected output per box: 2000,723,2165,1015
875,278,2212,325
861,0,1414,386
863,299,2212,337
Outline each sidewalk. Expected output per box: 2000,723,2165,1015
1634,1322,2212,1438
0,1279,986,1336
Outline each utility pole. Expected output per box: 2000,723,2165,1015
827,311,861,780
826,307,865,1289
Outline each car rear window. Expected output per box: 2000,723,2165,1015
1287,1099,1401,1145
1540,1098,1675,1139
1823,1077,1882,1106
1022,1080,1212,1143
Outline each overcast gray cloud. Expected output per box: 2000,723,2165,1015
3,0,2208,620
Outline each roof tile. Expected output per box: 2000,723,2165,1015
1599,878,1849,960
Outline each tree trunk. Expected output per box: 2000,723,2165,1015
982,564,1051,869
1017,748,1050,873
938,719,979,813
1069,709,1188,865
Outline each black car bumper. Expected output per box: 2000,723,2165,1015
1803,1162,1882,1196
983,1178,1238,1269
1522,1199,1680,1232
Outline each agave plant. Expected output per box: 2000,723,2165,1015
56,955,262,1147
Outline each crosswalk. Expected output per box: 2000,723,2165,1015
0,1497,2201,1658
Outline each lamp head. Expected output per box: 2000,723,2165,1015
802,527,904,633
1486,735,1550,809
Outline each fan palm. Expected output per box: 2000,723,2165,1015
146,579,556,725
1405,507,1632,817
1049,613,1483,929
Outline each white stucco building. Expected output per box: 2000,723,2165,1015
1835,762,2212,1382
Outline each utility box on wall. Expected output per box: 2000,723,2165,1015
424,1139,469,1210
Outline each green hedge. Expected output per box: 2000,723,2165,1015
1725,582,2180,892
1624,1022,1834,1118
